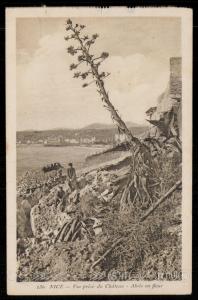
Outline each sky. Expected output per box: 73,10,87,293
16,17,181,131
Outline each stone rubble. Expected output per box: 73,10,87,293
16,156,182,282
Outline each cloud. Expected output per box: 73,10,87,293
103,53,168,91
108,80,168,125
17,31,169,130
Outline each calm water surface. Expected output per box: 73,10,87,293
17,144,106,177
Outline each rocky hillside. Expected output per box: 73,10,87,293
17,145,182,281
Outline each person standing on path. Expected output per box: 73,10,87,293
66,162,78,191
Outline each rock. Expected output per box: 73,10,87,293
17,207,28,238
91,218,103,236
57,212,71,227
77,176,87,189
17,238,26,255
68,190,80,204
66,203,77,214
53,229,59,237
80,187,98,218
101,189,109,196
62,181,71,194
93,226,103,235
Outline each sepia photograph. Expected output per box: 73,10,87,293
6,7,192,295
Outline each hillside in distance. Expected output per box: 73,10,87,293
82,122,143,130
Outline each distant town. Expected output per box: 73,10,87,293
16,123,148,147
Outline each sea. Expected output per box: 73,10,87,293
17,144,107,178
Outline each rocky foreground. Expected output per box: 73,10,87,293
17,154,182,282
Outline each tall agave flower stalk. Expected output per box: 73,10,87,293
64,19,178,215
65,19,143,150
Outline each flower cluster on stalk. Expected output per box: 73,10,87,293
65,18,110,88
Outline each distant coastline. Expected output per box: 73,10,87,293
16,122,148,146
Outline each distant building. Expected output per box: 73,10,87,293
70,138,78,144
58,136,64,143
44,136,63,145
114,133,128,144
80,137,96,144
38,139,44,144
64,138,70,143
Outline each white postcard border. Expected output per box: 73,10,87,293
6,6,192,295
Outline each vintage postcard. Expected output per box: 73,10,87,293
6,7,192,295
